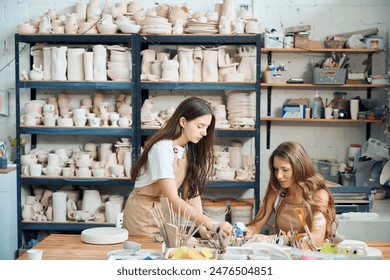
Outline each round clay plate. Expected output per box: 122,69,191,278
81,227,128,244
380,160,390,185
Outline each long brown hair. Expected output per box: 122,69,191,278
131,96,216,198
249,141,338,240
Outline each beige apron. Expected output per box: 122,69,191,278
123,148,188,236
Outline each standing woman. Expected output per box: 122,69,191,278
123,97,233,239
245,141,341,247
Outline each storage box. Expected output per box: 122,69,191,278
294,32,310,49
262,71,287,83
340,174,356,187
312,159,340,183
282,104,306,118
263,33,284,48
313,68,347,84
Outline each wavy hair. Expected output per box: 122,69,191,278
131,96,216,199
249,141,338,241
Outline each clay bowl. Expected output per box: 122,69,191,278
97,23,119,34
119,23,141,34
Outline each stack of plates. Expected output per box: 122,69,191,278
185,21,218,34
226,91,256,120
141,16,172,34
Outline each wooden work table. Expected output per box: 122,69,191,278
16,234,390,260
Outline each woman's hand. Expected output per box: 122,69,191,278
243,226,255,239
199,226,213,239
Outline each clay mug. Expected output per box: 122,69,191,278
47,153,60,167
62,167,74,177
89,117,101,127
73,116,87,127
29,163,42,176
51,25,65,34
94,212,106,223
92,169,105,177
43,115,56,127
118,117,130,127
21,114,38,126
21,154,38,166
73,108,86,117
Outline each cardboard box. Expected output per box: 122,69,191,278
294,32,310,49
262,71,287,83
309,40,323,49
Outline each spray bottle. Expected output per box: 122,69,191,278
311,91,323,119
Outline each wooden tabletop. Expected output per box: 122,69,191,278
16,234,390,260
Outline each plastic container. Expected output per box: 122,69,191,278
313,68,347,84
311,91,322,119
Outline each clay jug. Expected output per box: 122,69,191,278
87,0,102,21
65,13,79,35
82,189,101,213
22,204,34,221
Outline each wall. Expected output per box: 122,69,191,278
0,0,388,200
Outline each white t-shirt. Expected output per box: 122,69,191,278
134,140,185,188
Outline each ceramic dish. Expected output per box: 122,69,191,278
380,160,390,185
81,227,128,244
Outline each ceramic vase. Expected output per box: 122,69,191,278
123,151,131,177
202,48,219,82
178,47,194,82
42,47,52,80
82,189,101,213
67,48,85,81
93,45,107,81
105,201,121,223
53,191,67,222
52,46,68,81
83,52,94,81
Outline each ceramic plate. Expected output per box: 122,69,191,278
81,227,128,244
380,160,390,185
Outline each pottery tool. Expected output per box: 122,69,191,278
294,207,317,251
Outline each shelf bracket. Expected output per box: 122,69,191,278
266,86,272,149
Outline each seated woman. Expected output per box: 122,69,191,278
245,141,342,248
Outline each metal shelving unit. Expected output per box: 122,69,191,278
14,33,262,247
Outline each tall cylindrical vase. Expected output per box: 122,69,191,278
53,191,67,222
202,49,218,82
67,48,85,81
84,51,94,81
124,151,132,177
42,47,52,80
93,45,107,81
52,46,68,81
178,47,194,82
